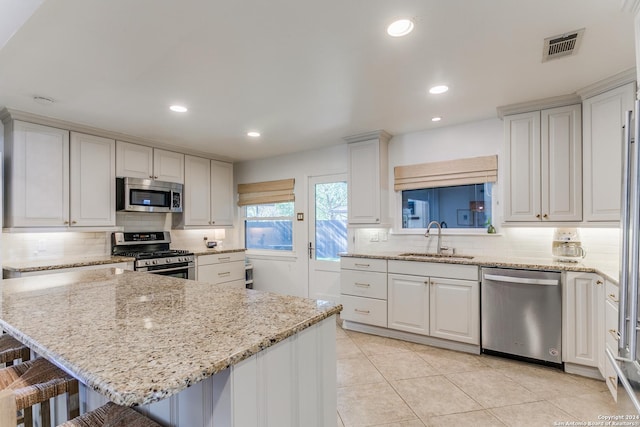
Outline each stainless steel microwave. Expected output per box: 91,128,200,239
116,177,183,213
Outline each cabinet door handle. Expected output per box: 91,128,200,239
536,214,541,219
154,175,158,179
71,220,77,224
596,280,604,285
354,263,370,268
354,309,370,315
354,282,370,288
543,214,548,219
609,329,621,341
64,221,69,225
149,175,153,179
211,220,215,224
608,293,619,303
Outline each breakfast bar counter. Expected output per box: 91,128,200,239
0,268,341,426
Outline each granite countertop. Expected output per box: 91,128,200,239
2,248,247,273
0,268,341,406
189,248,246,256
341,252,619,284
2,255,136,272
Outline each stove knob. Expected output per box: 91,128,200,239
166,258,172,263
152,260,158,265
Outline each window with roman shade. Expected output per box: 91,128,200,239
237,178,295,206
238,178,295,251
394,155,497,191
394,156,498,230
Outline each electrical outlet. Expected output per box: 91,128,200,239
370,231,379,242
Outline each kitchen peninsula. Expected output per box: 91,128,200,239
0,268,341,426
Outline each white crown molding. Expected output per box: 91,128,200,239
497,67,638,119
622,0,640,14
576,68,637,99
343,130,392,144
0,107,234,163
496,94,582,119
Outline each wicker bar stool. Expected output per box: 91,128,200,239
58,402,162,426
0,334,30,366
0,357,79,427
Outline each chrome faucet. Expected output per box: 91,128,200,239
425,220,443,254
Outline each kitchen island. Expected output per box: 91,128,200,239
0,268,341,426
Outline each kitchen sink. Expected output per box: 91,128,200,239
397,252,475,260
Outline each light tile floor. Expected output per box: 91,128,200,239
335,323,619,427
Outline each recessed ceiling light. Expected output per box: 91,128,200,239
247,131,261,138
387,19,414,37
169,105,188,113
431,117,442,122
429,85,449,94
33,96,54,106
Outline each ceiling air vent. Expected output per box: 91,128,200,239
542,28,584,62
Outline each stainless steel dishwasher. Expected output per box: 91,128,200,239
481,267,562,366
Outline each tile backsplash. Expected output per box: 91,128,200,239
2,231,110,262
352,227,620,266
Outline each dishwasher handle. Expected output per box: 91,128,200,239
483,273,559,286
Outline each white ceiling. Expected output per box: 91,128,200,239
0,0,635,162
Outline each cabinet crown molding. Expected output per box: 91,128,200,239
343,130,392,144
0,107,234,163
497,68,637,119
497,94,582,119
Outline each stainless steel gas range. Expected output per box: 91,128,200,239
111,231,195,280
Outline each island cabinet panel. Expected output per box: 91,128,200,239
79,316,338,427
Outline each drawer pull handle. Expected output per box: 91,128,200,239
218,272,231,277
354,263,371,268
218,257,231,262
609,329,621,341
608,376,617,389
354,282,370,288
608,293,619,303
354,309,370,315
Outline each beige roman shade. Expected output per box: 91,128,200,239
394,155,498,191
237,178,295,206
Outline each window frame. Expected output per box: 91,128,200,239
391,183,497,236
242,201,296,255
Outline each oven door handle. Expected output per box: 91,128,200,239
138,265,193,273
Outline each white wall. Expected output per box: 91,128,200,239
234,143,347,297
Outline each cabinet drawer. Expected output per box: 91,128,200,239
341,270,387,299
341,257,387,273
605,299,620,353
340,295,387,327
606,280,619,305
198,261,245,284
198,252,245,266
388,260,478,281
605,354,618,402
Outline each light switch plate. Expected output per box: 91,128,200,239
297,212,304,221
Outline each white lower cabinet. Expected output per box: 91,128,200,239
197,252,246,289
563,272,605,368
430,278,480,345
340,294,387,327
388,274,429,335
341,257,480,347
340,257,388,327
604,280,620,401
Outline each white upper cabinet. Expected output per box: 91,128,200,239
583,82,636,222
70,132,116,227
346,131,391,225
116,141,184,183
182,156,234,227
4,121,70,227
3,121,116,229
504,104,582,222
210,160,234,226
